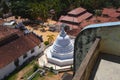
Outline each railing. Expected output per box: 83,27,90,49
72,38,100,80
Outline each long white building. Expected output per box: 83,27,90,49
0,25,43,80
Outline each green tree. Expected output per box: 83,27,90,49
2,1,9,14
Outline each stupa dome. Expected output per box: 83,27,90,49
50,24,74,59
45,24,74,66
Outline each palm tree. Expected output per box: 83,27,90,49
47,34,55,43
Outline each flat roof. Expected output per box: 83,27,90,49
90,54,120,80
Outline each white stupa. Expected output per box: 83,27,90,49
45,24,74,66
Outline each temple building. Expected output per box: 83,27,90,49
45,24,74,66
57,7,93,30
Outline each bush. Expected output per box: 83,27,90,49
49,67,54,72
44,41,49,45
15,16,18,19
33,64,39,72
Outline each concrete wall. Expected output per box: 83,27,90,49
74,22,120,73
99,27,120,56
0,44,44,79
73,39,100,80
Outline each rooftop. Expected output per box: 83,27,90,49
68,7,86,16
60,12,92,24
102,8,120,18
0,25,23,39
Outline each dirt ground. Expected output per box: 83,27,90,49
26,25,59,42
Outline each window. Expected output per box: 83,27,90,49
31,49,34,53
23,53,27,59
14,58,19,67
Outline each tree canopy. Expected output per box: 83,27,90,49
8,0,120,21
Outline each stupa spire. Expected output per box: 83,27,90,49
60,24,66,37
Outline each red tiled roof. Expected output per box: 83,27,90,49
108,17,119,22
59,15,65,21
80,20,95,28
102,8,116,15
0,26,23,39
67,28,81,36
109,12,120,18
78,12,93,22
80,16,120,28
97,17,110,22
60,12,92,24
60,16,80,23
102,8,120,18
0,33,41,68
68,7,86,15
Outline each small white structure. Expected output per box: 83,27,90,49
3,20,17,28
45,24,74,66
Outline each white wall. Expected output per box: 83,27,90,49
0,62,16,80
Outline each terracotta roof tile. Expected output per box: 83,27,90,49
0,26,23,39
102,8,120,18
78,12,93,22
102,8,116,15
60,16,80,23
68,7,86,15
60,12,92,24
80,20,95,28
59,15,65,21
67,29,81,36
80,16,119,28
109,12,120,18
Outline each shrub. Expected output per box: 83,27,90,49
49,67,54,72
15,16,18,19
33,64,39,72
44,41,49,45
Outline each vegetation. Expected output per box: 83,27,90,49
7,0,120,21
44,41,49,45
0,0,10,17
1,0,120,20
33,64,39,72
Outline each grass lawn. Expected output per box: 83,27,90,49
24,68,54,80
